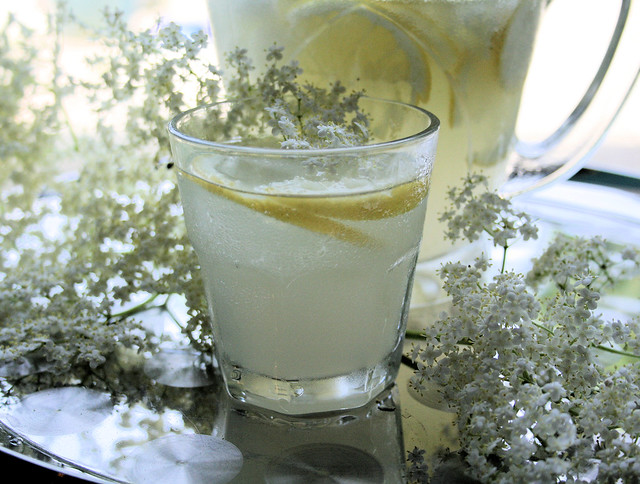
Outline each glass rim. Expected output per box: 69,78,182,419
167,95,440,156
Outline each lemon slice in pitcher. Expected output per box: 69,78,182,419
283,1,433,106
282,0,470,127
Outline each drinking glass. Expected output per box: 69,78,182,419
168,97,439,415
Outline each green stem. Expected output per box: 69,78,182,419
60,103,80,152
50,5,80,152
405,330,425,340
109,293,160,320
532,320,640,360
162,297,186,330
500,245,508,274
594,344,640,360
532,320,555,336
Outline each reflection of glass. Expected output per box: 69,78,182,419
168,97,439,415
213,387,405,483
206,0,640,263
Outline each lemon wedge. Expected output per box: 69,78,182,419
283,1,470,128
179,170,428,247
284,1,433,106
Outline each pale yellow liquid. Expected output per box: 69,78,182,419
177,160,429,413
207,0,545,260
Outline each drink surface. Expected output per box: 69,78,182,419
177,158,428,388
207,0,545,259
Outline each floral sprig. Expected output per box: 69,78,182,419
0,4,370,388
527,232,639,293
439,173,538,272
1,5,208,385
409,174,640,483
192,44,370,151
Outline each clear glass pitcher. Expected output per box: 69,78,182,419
205,0,639,262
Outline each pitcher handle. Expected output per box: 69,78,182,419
502,0,640,197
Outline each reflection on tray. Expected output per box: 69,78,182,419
0,336,406,483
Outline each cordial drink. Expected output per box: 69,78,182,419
169,97,439,414
207,0,545,260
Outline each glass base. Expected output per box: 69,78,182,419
220,356,400,416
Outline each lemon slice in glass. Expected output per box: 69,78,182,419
180,169,429,247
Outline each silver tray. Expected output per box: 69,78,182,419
1,178,639,483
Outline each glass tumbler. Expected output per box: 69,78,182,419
168,97,439,415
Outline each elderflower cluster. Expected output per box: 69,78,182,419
439,173,538,272
409,175,640,483
201,44,369,151
1,5,212,388
0,4,370,389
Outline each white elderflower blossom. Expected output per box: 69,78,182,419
439,174,538,272
409,174,640,483
0,3,370,391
